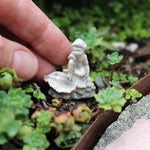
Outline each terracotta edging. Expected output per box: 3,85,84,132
72,73,150,150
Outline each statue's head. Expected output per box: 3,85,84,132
71,39,88,52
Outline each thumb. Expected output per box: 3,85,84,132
0,35,39,81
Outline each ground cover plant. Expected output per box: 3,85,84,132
34,0,150,42
1,0,150,149
0,31,144,149
0,69,89,149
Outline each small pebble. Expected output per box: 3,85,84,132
94,76,106,88
128,57,134,63
126,43,138,53
112,42,126,49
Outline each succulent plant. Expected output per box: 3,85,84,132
17,124,34,140
0,68,18,90
23,131,49,150
73,104,92,123
53,112,75,133
107,52,123,65
54,124,85,149
125,89,142,100
51,99,62,108
94,87,126,112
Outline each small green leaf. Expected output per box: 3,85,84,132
113,105,122,113
100,41,117,50
99,104,112,110
24,84,34,93
126,94,131,99
0,134,7,145
33,91,46,100
118,98,126,106
7,121,22,137
128,75,138,84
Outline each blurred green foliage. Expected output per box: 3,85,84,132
23,131,49,150
0,88,32,144
33,0,150,41
0,69,87,149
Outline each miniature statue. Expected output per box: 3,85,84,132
44,39,96,99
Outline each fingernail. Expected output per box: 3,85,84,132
12,50,38,81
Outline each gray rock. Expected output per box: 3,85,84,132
94,94,150,150
126,43,138,53
94,76,106,88
112,42,126,50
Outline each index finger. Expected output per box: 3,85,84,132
0,0,72,65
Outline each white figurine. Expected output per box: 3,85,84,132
44,39,96,99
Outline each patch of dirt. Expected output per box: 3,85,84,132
123,42,150,80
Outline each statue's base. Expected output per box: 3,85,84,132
48,86,96,100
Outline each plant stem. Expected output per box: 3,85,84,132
110,65,116,81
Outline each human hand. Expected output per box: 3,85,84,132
0,0,72,82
